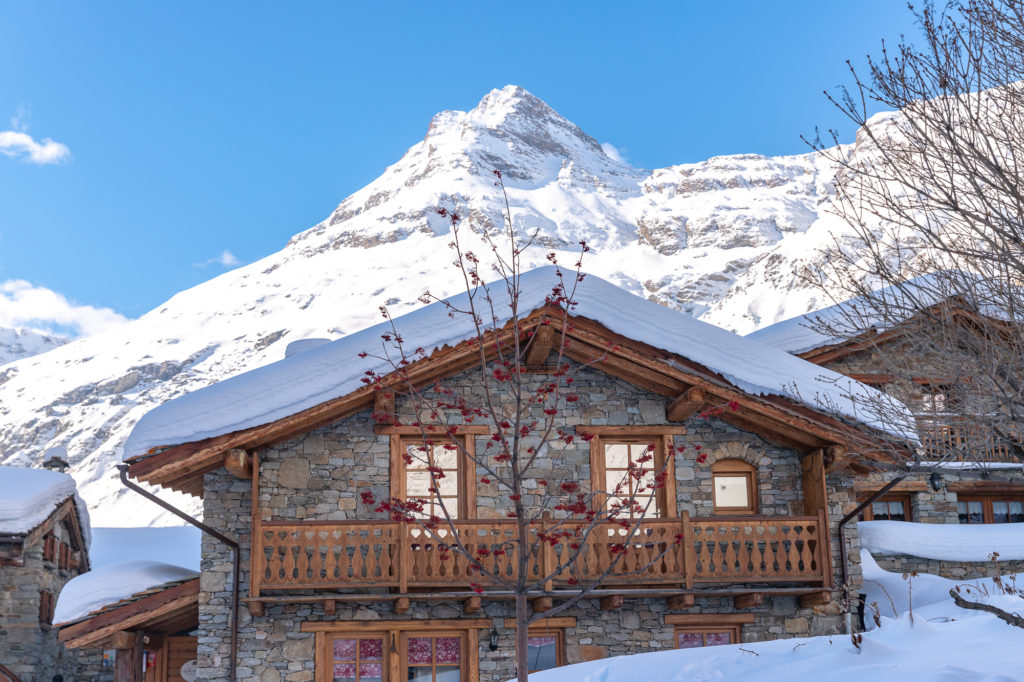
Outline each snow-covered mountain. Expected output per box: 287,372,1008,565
0,327,68,365
0,85,869,525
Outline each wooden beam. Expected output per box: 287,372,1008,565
667,594,695,610
113,631,143,682
374,425,491,436
247,601,264,617
524,324,556,366
108,630,137,650
502,617,577,628
394,597,410,614
532,597,553,613
463,596,482,614
666,613,755,625
600,595,624,611
373,389,396,426
801,449,828,515
717,411,820,452
733,593,764,609
667,387,705,422
324,599,336,616
301,619,492,632
824,445,852,474
578,425,686,436
223,449,252,479
799,592,832,608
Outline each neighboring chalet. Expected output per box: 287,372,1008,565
749,289,1024,577
121,267,916,681
0,466,91,681
55,561,199,682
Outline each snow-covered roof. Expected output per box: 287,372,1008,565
90,526,201,571
54,559,197,626
124,266,917,457
0,466,91,547
860,520,1024,562
747,271,1010,354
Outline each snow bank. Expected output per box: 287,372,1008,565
0,466,91,547
124,267,917,458
54,560,197,625
860,520,1024,561
90,526,201,570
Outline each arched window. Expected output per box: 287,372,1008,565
711,459,757,514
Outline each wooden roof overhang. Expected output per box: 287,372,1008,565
125,306,912,495
58,577,199,650
0,496,89,569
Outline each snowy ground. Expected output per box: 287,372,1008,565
527,551,1024,681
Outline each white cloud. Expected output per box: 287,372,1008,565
195,250,241,268
601,141,627,164
0,280,128,337
0,130,71,165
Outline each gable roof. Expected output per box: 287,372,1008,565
0,467,91,555
124,267,917,494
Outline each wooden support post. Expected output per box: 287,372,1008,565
373,389,396,425
108,631,136,650
667,594,695,610
324,599,336,616
395,597,410,614
798,592,832,608
524,324,556,366
823,444,851,475
464,596,482,614
248,601,264,617
801,449,828,515
600,595,624,611
113,631,143,682
532,596,553,613
733,593,764,609
224,448,252,479
666,387,706,422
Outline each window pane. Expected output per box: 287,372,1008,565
958,501,968,524
360,639,383,661
435,667,461,682
887,501,906,522
1010,501,1024,523
528,636,558,671
359,662,383,681
333,662,356,681
407,471,431,497
630,443,654,459
333,639,356,660
714,475,749,508
992,501,1009,523
705,631,733,646
407,637,432,665
871,501,888,519
435,637,461,664
969,501,984,524
433,445,458,470
605,443,629,468
677,632,702,648
406,444,429,463
436,474,458,497
407,669,432,682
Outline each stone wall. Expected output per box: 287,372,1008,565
195,364,854,680
0,525,85,682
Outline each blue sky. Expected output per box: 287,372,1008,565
0,2,918,334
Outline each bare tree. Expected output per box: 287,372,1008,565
359,172,702,681
807,0,1024,467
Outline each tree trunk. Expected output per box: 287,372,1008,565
515,590,529,682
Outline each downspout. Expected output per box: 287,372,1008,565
117,465,239,682
836,473,906,633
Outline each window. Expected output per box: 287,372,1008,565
858,494,912,522
327,636,385,682
390,434,477,519
586,428,680,519
402,632,465,682
38,590,55,625
957,496,1024,524
711,459,757,514
674,626,740,648
503,617,571,674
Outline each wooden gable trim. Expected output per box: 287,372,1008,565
128,307,909,493
58,578,199,650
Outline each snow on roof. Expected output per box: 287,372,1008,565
0,466,91,547
54,560,197,626
90,526,201,571
747,271,1010,354
124,266,917,458
860,520,1024,562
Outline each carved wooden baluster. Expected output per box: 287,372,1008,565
377,529,392,580
340,529,355,580
283,535,297,581
309,531,324,583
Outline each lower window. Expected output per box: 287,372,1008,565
858,494,912,522
403,633,465,681
674,625,740,648
526,630,564,673
957,496,1024,524
329,636,386,682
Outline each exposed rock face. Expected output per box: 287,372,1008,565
0,85,888,525
0,327,68,366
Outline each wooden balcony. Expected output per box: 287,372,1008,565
250,512,829,599
918,419,1019,463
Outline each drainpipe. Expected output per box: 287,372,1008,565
837,473,907,633
117,465,239,681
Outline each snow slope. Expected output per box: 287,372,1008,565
0,326,67,366
0,85,930,525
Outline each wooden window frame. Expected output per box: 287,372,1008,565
667,613,752,649
710,459,757,515
858,494,912,522
587,428,680,519
305,619,488,682
957,495,1024,524
390,433,478,519
400,630,468,681
502,617,574,673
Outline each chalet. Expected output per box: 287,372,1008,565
120,266,916,681
749,288,1024,578
0,466,91,681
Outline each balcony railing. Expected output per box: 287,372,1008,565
918,419,1019,463
250,512,829,598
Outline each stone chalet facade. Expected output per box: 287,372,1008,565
122,273,915,681
0,468,90,682
751,304,1024,581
